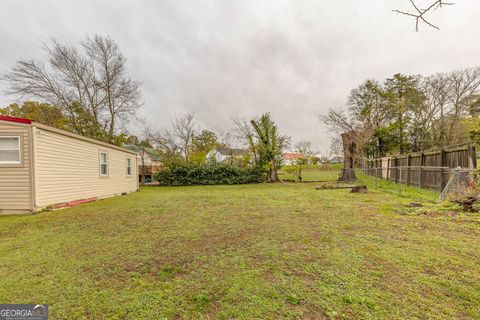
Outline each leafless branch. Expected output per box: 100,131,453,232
2,35,141,142
232,116,258,160
156,113,197,160
294,141,313,157
393,0,454,31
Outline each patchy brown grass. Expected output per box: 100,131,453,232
0,182,479,319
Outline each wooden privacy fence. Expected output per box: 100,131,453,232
357,143,477,191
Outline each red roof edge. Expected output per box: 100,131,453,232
283,152,304,160
0,115,33,124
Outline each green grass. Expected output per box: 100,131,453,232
279,164,342,182
0,180,479,319
356,171,439,203
281,166,439,203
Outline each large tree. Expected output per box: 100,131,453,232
383,73,425,154
0,101,66,129
191,130,219,164
250,113,289,182
2,35,141,144
193,130,218,153
324,67,480,161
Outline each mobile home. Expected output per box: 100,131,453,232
0,115,138,214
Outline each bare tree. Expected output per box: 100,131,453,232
217,130,238,165
329,137,343,158
218,130,234,148
445,68,480,141
2,35,141,143
321,108,372,152
156,113,197,161
321,109,356,133
294,141,313,157
173,113,196,160
140,122,161,147
421,68,480,146
422,74,450,147
232,116,258,162
394,0,455,31
157,127,182,157
137,123,160,185
321,109,371,181
83,36,141,140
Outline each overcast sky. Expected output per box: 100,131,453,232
1,0,479,153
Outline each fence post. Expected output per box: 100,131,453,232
441,168,447,191
441,149,447,167
398,166,402,196
420,153,425,188
377,159,380,178
407,155,412,185
468,144,476,169
420,167,424,188
387,157,391,180
395,157,399,183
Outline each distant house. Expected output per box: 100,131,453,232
329,156,343,164
124,145,162,184
0,115,138,214
283,152,304,165
207,147,246,164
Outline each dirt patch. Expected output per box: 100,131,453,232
407,202,423,208
351,186,368,193
314,184,367,192
282,180,332,184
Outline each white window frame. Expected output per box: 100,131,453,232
0,136,21,165
99,151,109,177
126,157,132,177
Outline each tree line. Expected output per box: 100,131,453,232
142,112,290,182
0,34,322,183
324,68,480,159
0,101,293,183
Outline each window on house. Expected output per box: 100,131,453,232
126,157,132,176
100,152,108,176
0,136,21,164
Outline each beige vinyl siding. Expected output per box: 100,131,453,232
35,126,138,208
0,121,32,213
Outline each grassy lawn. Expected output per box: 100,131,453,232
1,172,480,319
279,164,343,182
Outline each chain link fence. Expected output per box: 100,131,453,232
341,166,478,201
439,169,477,201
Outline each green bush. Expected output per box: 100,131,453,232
155,163,267,186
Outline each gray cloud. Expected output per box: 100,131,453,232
1,0,480,153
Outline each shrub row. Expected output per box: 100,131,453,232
155,163,267,186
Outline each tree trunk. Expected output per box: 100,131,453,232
339,132,357,182
270,161,279,182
